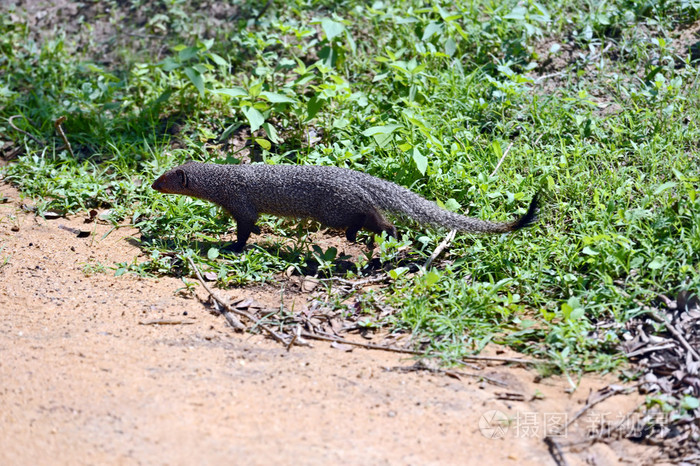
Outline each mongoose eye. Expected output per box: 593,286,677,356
177,169,188,188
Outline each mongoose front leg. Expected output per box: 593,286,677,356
231,219,257,252
221,202,259,252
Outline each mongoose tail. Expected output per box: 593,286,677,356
507,193,539,231
152,162,539,252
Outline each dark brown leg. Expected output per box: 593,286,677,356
345,214,366,243
232,217,258,252
363,210,397,238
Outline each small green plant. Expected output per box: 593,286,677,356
81,260,107,276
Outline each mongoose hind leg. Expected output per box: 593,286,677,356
364,210,397,238
345,214,367,243
344,210,397,243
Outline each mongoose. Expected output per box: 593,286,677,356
152,161,538,252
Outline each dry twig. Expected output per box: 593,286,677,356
612,282,700,362
424,229,456,269
461,354,537,365
8,115,44,146
298,331,422,355
543,436,569,466
54,116,75,157
489,141,514,177
187,257,287,344
562,384,635,433
648,312,700,362
139,320,194,325
385,363,509,387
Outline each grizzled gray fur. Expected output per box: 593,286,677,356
152,161,538,252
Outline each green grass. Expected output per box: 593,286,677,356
1,0,699,382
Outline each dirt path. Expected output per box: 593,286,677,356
0,181,656,465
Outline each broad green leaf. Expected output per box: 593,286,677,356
682,396,700,410
445,37,456,57
255,138,271,150
648,258,664,269
361,124,401,136
178,46,199,61
505,6,527,20
260,91,295,104
220,122,242,142
425,270,440,286
184,67,204,96
388,267,409,280
321,18,344,41
207,247,219,260
213,87,247,98
262,122,282,144
207,52,228,66
411,147,428,175
444,198,461,212
654,181,677,195
243,107,265,132
422,22,441,40
159,57,180,72
492,140,502,159
533,2,551,21
306,96,323,120
569,307,585,320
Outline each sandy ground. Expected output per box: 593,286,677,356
0,180,660,465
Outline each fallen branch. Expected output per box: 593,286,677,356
649,312,700,362
186,258,545,363
424,229,456,269
543,436,569,466
625,343,676,358
54,116,75,157
562,384,636,434
139,319,194,325
8,115,44,146
541,383,637,466
385,363,509,387
612,282,700,362
298,330,423,355
187,257,292,346
461,355,537,365
316,275,387,289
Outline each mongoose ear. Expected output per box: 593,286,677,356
177,169,188,188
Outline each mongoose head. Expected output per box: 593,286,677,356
151,161,202,196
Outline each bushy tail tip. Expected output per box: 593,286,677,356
510,193,539,231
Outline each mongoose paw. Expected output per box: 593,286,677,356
222,242,246,254
252,225,261,235
345,230,358,243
